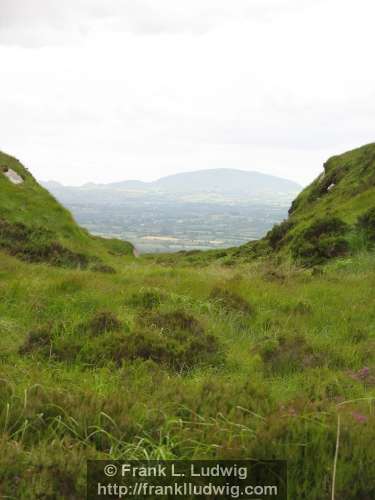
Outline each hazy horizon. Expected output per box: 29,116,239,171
1,0,374,186
40,166,303,188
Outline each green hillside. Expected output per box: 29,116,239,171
0,146,374,499
289,143,375,223
264,143,375,265
0,150,133,269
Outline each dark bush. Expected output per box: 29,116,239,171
209,287,253,315
266,220,293,250
139,309,204,336
20,241,89,268
129,310,223,370
87,311,123,335
0,218,89,269
257,335,323,375
215,251,228,258
128,289,163,310
293,237,349,265
63,310,223,371
291,216,349,265
90,263,116,274
23,310,222,372
357,207,375,242
303,217,348,239
96,328,221,371
19,328,53,355
288,197,300,215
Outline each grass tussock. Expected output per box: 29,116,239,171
209,286,254,316
127,288,164,309
86,311,123,335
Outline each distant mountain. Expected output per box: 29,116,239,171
40,168,302,253
151,169,301,194
42,169,301,196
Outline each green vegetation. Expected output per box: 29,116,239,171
357,206,375,243
0,146,375,499
263,143,375,265
0,150,133,270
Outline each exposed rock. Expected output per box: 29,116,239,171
318,172,326,184
2,167,24,184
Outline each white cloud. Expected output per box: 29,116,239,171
0,0,324,46
0,0,374,185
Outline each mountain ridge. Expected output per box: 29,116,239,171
40,168,301,253
42,168,301,194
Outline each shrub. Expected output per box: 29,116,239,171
20,311,222,372
288,197,300,215
19,328,53,355
131,310,223,371
0,219,89,269
105,330,220,371
139,310,204,336
303,217,348,239
266,220,293,250
128,289,163,310
293,237,349,265
357,206,375,242
215,251,228,258
21,241,89,268
87,311,123,335
257,335,323,375
291,216,349,265
74,310,223,371
209,287,253,315
90,263,116,274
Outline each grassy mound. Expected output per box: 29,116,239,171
265,143,375,265
0,150,133,268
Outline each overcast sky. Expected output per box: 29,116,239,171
0,0,374,186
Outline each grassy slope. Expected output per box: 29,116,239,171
0,146,374,499
0,151,87,246
289,143,375,225
0,150,133,261
281,143,375,253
